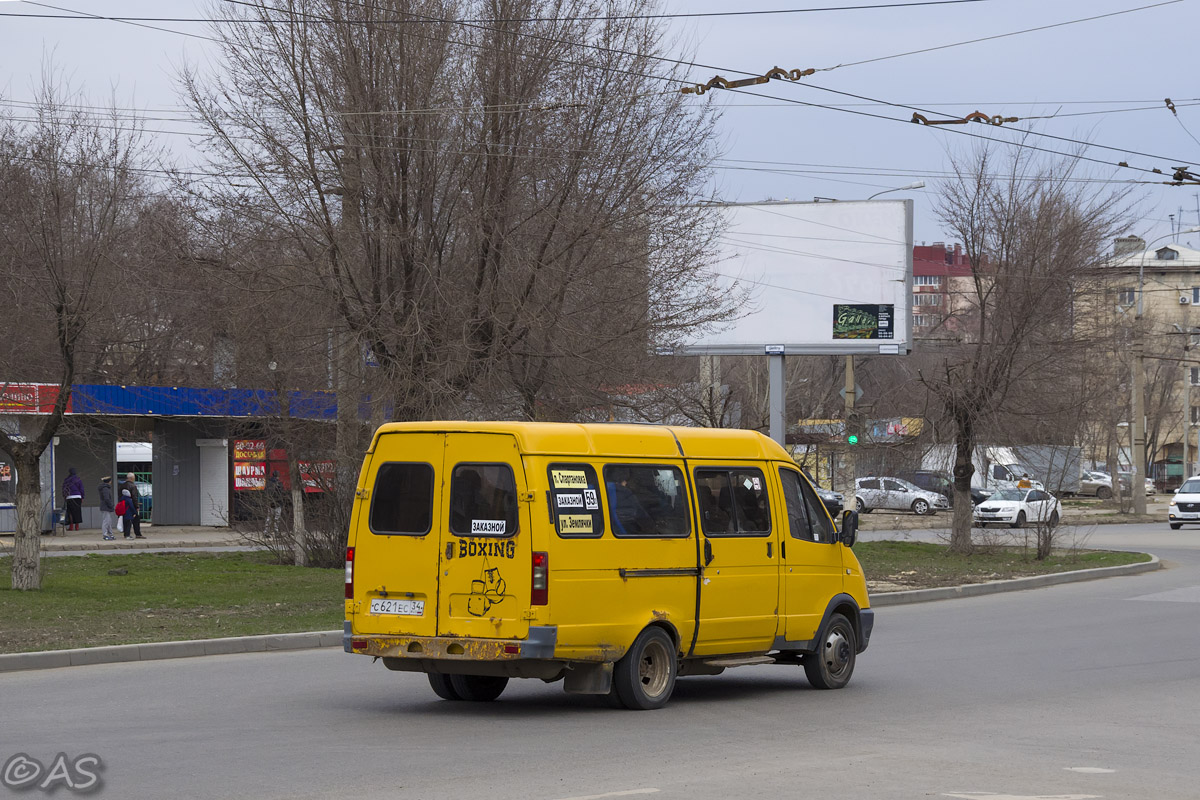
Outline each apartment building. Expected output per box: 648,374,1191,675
911,243,976,337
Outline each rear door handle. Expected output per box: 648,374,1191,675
766,541,772,559
703,538,714,566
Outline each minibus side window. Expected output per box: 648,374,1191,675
694,468,771,536
778,469,811,540
369,462,435,536
784,469,835,543
603,465,690,538
548,463,605,538
449,463,519,537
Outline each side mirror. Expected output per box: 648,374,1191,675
839,509,858,547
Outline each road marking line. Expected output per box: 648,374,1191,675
553,790,661,800
1065,767,1116,774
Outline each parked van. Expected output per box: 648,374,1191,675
344,422,873,710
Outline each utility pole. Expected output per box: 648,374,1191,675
1133,251,1148,516
1132,333,1147,516
843,354,857,506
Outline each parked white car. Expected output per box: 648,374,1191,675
1168,477,1200,529
973,488,1062,528
855,477,949,516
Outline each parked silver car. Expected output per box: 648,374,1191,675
855,477,949,515
1079,470,1114,499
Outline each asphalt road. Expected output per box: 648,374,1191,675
3,522,1198,800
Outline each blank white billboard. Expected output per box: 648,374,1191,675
679,199,914,355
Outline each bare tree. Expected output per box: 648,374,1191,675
180,0,734,427
920,145,1128,555
0,79,155,589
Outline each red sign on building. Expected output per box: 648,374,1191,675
0,383,70,415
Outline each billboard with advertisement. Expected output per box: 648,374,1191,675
678,199,914,356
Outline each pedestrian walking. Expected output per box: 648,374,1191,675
62,467,84,531
264,470,286,538
98,476,116,541
120,472,145,538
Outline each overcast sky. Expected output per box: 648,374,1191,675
2,0,1197,248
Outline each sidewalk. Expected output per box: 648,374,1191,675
0,524,246,553
1,500,1171,549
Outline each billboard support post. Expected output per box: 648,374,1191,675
768,353,785,445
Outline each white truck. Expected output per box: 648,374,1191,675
921,445,1082,500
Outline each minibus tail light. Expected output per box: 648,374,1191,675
345,547,355,599
531,551,549,606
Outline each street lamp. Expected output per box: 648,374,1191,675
867,181,925,200
1131,228,1200,514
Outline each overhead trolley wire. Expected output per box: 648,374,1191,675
820,0,1185,71
11,0,1194,186
1,0,1002,24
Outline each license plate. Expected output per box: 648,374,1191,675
369,598,424,616
1178,513,1198,519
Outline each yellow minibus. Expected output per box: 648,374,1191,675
344,421,872,710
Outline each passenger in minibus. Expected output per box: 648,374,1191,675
606,467,655,535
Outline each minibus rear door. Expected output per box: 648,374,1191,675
436,433,531,640
353,432,445,638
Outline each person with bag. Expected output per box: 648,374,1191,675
62,467,85,531
120,472,145,539
116,488,137,539
98,476,116,541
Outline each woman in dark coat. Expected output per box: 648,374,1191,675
62,467,85,531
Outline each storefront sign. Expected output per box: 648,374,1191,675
234,461,266,490
0,383,69,414
233,439,266,460
299,460,336,493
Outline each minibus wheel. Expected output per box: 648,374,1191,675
614,627,678,710
449,674,509,702
428,673,463,701
804,613,856,690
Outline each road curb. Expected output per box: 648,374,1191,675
870,554,1162,607
0,555,1161,673
0,630,343,673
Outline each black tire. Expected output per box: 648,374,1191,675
855,498,871,514
1048,511,1060,528
804,613,857,690
1170,523,1182,530
911,498,930,515
427,673,463,701
613,627,678,710
448,674,509,702
1096,486,1112,500
1010,511,1026,529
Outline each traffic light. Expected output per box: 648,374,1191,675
847,434,859,445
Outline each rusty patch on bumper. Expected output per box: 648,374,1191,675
355,636,523,660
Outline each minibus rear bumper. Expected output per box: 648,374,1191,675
345,623,558,661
